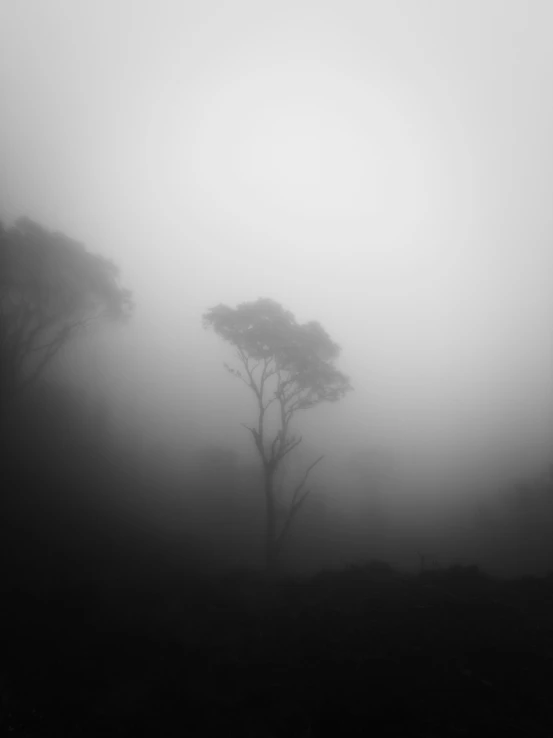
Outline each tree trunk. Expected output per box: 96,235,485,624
264,464,278,575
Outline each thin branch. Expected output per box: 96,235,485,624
276,435,303,463
27,330,68,355
290,455,324,509
241,422,266,463
23,322,50,353
273,455,325,557
238,348,262,399
284,406,297,424
15,306,69,367
224,363,250,389
235,351,268,456
27,317,85,355
262,395,278,412
241,423,256,439
258,359,268,402
282,384,303,405
269,431,282,464
274,489,312,556
260,357,277,386
15,317,49,366
16,319,83,394
258,357,278,409
17,335,64,394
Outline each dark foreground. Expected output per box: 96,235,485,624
2,562,553,737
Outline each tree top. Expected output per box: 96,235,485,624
203,297,352,407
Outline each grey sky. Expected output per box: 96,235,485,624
1,0,552,495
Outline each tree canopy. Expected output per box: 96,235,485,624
203,297,352,425
0,216,133,403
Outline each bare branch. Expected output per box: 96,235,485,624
269,430,282,464
260,357,277,385
236,353,275,461
262,395,278,412
224,362,250,389
26,317,85,355
290,455,324,509
274,487,313,556
237,348,263,401
282,383,303,405
276,435,303,463
24,323,52,353
258,356,278,410
236,347,249,368
16,319,86,394
272,454,325,557
241,422,266,463
14,307,72,378
17,334,65,393
284,406,296,424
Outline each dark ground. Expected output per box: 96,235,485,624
1,388,552,736
2,560,553,737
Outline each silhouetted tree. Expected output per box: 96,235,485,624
0,217,133,410
203,297,352,572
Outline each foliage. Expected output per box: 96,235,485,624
203,297,352,465
204,297,350,401
0,216,133,403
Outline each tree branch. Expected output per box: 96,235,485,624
262,395,278,412
269,431,281,463
16,319,84,394
273,454,325,557
224,363,250,389
274,489,312,557
290,455,324,509
260,357,277,386
276,435,303,463
237,348,262,399
235,350,269,456
282,383,303,405
241,422,267,463
17,334,65,394
13,307,68,379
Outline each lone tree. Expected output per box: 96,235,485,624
203,297,352,572
0,216,133,411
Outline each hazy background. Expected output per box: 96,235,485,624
2,0,553,571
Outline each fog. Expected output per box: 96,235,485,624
2,1,553,576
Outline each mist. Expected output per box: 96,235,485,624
2,0,553,579
4,4,553,735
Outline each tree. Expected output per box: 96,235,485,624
202,297,352,573
0,216,133,410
